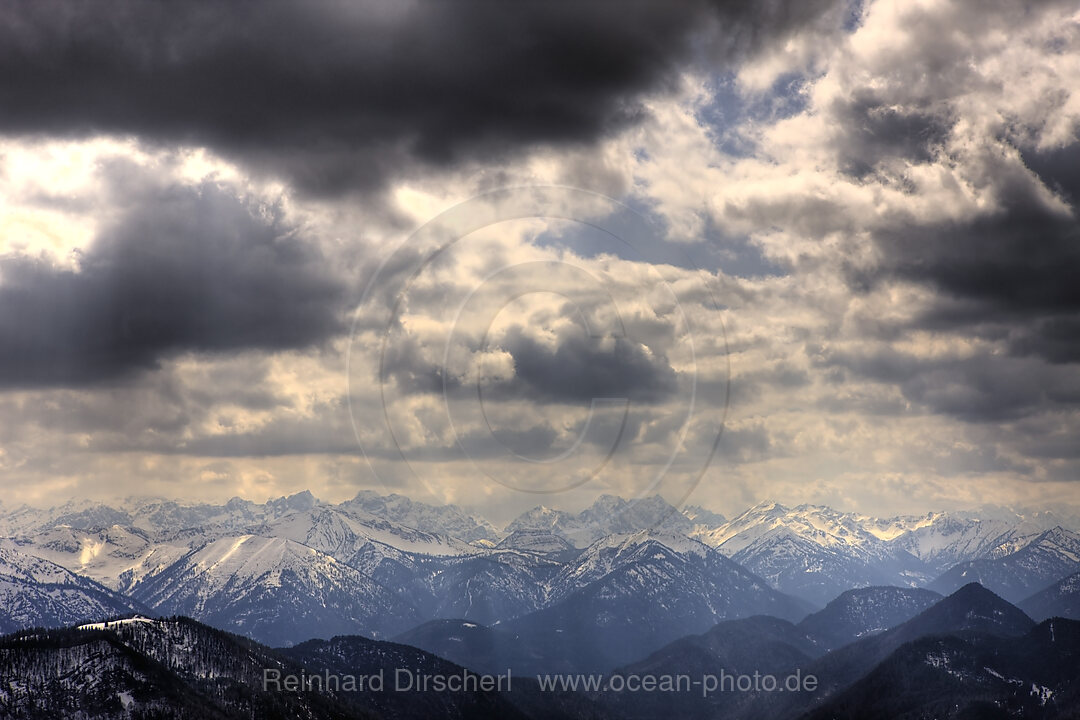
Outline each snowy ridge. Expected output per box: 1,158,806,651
496,529,578,555
692,502,933,605
930,527,1080,602
2,525,188,592
685,501,1080,606
259,505,472,558
0,545,143,634
77,616,155,631
547,530,726,604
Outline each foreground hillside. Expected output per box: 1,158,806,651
3,585,1078,719
0,616,583,720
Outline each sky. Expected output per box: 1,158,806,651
0,0,1078,521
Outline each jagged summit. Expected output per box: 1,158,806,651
505,493,693,548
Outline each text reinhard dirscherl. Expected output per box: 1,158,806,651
262,668,818,698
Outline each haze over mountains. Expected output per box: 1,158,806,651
2,490,1079,652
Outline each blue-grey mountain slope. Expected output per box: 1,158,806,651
1020,570,1080,621
796,585,943,651
500,531,811,672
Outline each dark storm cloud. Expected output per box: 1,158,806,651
722,362,809,407
0,176,343,387
813,345,1080,424
496,326,679,404
381,320,681,405
0,0,844,195
1022,145,1080,209
1009,316,1080,365
714,423,773,464
382,326,680,405
844,141,1080,368
812,4,1080,434
882,200,1080,315
381,333,462,396
829,90,953,177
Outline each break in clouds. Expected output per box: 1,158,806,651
0,0,1078,518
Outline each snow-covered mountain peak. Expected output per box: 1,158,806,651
0,545,78,585
861,511,942,541
1039,526,1080,544
543,529,720,605
504,505,574,534
581,529,712,559
699,502,891,556
267,490,319,512
743,500,791,518
130,535,422,644
188,535,311,577
1024,527,1080,560
341,491,498,541
584,494,629,514
683,505,727,527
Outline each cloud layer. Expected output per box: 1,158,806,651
0,0,1077,519
0,165,342,386
0,0,843,195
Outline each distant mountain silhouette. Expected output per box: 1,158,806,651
748,583,1037,719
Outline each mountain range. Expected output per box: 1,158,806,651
929,527,1080,602
497,531,811,672
2,491,1079,663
